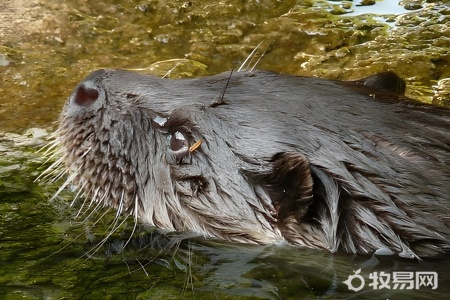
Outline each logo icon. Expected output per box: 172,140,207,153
343,268,365,292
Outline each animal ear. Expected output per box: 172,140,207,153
354,71,406,94
268,152,314,222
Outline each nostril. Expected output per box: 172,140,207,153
74,85,99,106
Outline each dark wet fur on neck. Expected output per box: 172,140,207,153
48,69,450,260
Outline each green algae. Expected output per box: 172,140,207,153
1,0,450,133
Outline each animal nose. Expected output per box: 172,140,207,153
73,83,100,106
69,69,107,107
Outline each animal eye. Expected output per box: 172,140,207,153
170,131,188,152
166,131,190,164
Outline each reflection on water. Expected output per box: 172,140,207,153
96,233,450,299
2,193,449,300
325,0,418,16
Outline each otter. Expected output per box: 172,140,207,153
44,69,450,260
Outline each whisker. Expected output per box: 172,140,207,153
184,241,195,297
36,156,65,182
49,170,79,202
69,181,87,207
135,258,149,276
120,216,138,253
71,207,113,260
47,165,69,183
238,41,263,72
66,208,114,260
76,190,108,221
162,61,183,79
35,132,59,155
73,197,89,219
41,139,61,155
41,229,90,260
118,196,140,252
250,49,267,72
84,215,131,259
116,190,125,218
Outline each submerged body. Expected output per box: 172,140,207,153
50,70,450,260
